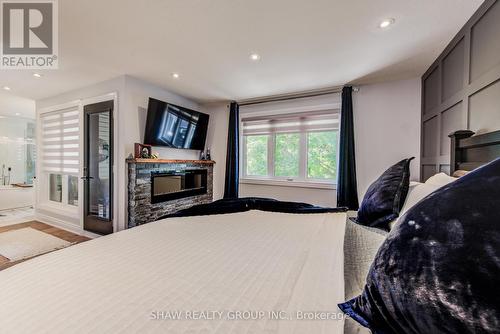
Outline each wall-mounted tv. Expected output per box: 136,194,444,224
144,98,209,150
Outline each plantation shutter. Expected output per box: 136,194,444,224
41,106,80,175
242,110,339,135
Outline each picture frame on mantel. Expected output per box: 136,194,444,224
134,143,152,159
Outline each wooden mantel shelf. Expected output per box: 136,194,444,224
127,158,215,164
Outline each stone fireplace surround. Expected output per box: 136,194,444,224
127,159,214,228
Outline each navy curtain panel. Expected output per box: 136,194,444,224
337,86,359,209
223,102,240,199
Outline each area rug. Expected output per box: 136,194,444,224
0,227,71,261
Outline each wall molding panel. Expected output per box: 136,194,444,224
421,0,500,180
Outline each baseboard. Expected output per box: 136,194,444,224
35,213,100,239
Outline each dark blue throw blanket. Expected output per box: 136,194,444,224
160,197,346,220
339,158,500,334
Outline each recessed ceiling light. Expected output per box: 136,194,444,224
379,18,395,29
3,86,11,91
33,73,42,78
172,73,180,79
15,113,20,116
249,53,261,61
378,18,396,29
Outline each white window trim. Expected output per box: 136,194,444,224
240,130,338,189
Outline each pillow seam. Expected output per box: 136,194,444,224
392,160,410,215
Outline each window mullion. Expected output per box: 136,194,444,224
268,133,275,178
299,131,307,180
241,136,247,178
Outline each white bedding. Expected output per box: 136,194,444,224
0,210,347,334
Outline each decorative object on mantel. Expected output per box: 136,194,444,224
134,143,152,159
206,148,211,160
150,152,159,159
200,150,206,160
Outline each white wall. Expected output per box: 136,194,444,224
240,184,336,207
353,77,421,198
201,102,229,200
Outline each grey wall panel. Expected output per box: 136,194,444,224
422,165,437,181
470,1,500,82
442,39,465,101
421,0,500,179
424,68,440,113
440,102,464,155
469,79,500,134
423,116,438,158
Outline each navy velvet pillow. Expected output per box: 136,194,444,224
339,158,500,334
357,157,414,230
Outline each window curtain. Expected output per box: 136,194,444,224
337,86,359,209
223,102,240,199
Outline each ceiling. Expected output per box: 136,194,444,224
0,91,35,119
0,0,484,103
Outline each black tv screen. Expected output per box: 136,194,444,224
144,98,209,150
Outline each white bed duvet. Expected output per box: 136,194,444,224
0,210,347,334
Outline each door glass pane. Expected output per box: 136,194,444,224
49,174,62,202
307,131,337,179
275,133,299,177
88,112,111,219
245,135,268,176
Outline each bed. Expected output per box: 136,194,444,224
0,209,351,334
5,129,494,334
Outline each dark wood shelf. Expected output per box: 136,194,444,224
127,158,215,165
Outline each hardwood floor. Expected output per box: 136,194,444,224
0,221,90,271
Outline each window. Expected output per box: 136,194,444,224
245,135,268,176
307,131,337,179
40,106,80,207
49,174,62,202
275,133,300,177
242,111,339,187
68,175,79,206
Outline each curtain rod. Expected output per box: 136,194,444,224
237,86,358,106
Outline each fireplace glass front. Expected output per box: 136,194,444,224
151,169,207,203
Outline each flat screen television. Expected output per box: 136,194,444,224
144,98,209,150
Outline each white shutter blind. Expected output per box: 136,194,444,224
41,106,80,175
242,110,339,135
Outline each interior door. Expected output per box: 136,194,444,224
83,100,113,235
